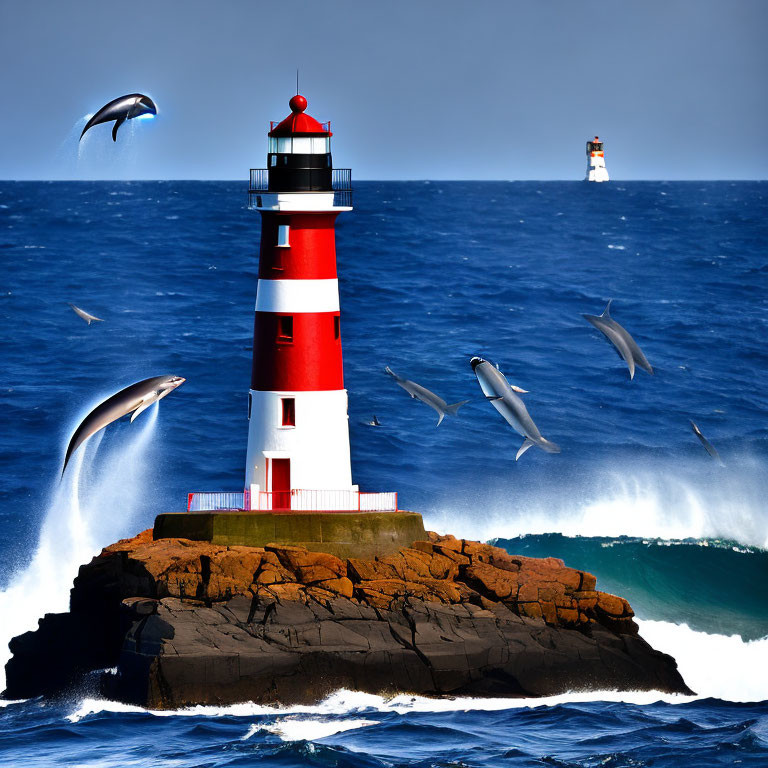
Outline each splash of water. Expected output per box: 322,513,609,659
0,403,159,690
637,620,768,703
425,455,768,549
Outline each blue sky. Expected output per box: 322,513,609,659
0,0,765,180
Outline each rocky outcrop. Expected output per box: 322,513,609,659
4,529,692,705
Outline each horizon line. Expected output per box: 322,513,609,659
1,178,765,183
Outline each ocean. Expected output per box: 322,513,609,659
0,179,767,766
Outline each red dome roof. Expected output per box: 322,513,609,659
269,94,331,137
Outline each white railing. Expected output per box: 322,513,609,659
187,492,245,511
187,489,398,513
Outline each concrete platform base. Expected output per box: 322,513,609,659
153,510,427,559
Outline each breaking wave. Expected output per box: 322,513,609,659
424,456,768,550
494,533,768,640
0,402,160,690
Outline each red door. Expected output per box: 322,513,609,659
272,459,291,510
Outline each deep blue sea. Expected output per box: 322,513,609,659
1,180,767,766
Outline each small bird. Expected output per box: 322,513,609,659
689,420,724,466
69,303,104,325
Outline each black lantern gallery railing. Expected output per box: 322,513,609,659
248,168,352,209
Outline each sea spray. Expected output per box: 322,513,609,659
637,620,768,703
424,455,768,549
0,403,160,689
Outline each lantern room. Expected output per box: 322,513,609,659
267,94,333,192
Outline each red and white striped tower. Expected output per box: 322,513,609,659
245,94,355,508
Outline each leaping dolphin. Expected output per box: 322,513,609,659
62,375,185,475
68,303,104,325
689,420,724,465
471,357,560,460
385,366,468,426
80,94,157,142
582,300,653,379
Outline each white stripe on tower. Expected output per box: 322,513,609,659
255,279,340,313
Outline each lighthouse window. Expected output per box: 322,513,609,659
277,224,290,247
271,136,330,155
334,315,340,339
277,315,293,342
281,398,296,427
312,137,330,153
292,137,312,154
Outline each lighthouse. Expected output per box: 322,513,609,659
585,136,609,182
243,94,356,511
165,92,424,553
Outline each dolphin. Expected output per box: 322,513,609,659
366,415,382,427
69,303,104,325
582,300,653,379
385,366,468,426
471,357,560,460
80,94,157,142
62,375,185,475
689,420,724,465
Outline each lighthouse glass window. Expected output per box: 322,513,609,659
281,398,296,427
269,136,329,154
277,315,293,343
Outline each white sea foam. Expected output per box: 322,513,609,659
244,718,378,742
424,458,768,549
636,620,768,703
65,688,696,725
0,402,160,690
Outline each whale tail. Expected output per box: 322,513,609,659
516,436,561,461
539,437,561,454
445,400,469,416
435,400,469,427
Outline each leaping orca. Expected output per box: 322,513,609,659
80,94,157,142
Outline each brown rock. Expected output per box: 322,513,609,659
432,534,463,552
432,545,470,565
580,572,597,591
464,563,516,601
314,577,354,598
519,602,543,620
596,593,633,618
540,601,557,625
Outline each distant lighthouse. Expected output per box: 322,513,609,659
585,136,609,182
244,94,356,509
